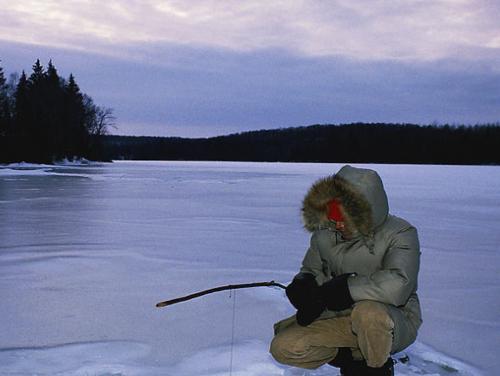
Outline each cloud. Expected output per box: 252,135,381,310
11,39,500,137
0,0,499,64
1,0,499,138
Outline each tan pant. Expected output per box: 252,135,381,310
270,300,417,369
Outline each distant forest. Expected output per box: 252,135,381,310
102,123,500,165
1,60,499,165
0,59,114,163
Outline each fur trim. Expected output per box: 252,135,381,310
301,175,373,236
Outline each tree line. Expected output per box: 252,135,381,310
101,123,500,165
0,59,114,163
2,59,498,165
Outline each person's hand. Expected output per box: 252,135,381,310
285,273,318,310
320,273,355,311
286,273,327,326
296,287,325,326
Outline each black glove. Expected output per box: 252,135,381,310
285,273,318,310
320,273,355,311
286,273,327,327
296,289,325,326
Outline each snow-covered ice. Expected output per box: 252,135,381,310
1,161,498,375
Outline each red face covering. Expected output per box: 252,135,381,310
327,199,344,222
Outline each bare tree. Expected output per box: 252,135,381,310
83,94,116,136
92,106,116,136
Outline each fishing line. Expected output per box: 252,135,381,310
229,289,237,376
155,280,286,375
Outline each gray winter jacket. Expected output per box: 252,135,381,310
298,165,422,331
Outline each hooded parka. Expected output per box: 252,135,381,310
284,165,422,349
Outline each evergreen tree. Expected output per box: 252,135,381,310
0,63,9,161
65,74,83,105
24,59,51,161
29,59,45,86
46,60,60,87
0,63,9,137
13,71,31,161
1,59,113,162
45,60,65,158
64,73,88,157
14,71,29,125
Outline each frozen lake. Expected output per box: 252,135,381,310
1,161,499,375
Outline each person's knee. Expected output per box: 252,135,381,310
269,334,287,364
351,300,394,332
269,333,307,365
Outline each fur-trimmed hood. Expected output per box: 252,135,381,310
302,165,389,239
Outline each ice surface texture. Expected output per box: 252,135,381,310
1,161,497,375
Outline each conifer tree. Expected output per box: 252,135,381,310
45,60,65,158
26,59,51,160
14,71,29,125
0,64,5,88
0,63,9,137
3,59,113,162
29,59,45,86
46,60,60,87
64,73,87,157
0,63,9,161
13,71,31,160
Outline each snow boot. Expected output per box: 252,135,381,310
340,357,394,376
328,347,354,370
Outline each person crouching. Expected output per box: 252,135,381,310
270,165,422,376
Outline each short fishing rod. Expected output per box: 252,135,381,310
156,280,286,308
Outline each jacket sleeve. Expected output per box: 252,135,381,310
347,226,420,307
297,232,330,285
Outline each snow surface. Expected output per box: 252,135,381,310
1,161,498,375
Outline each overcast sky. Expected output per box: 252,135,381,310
1,0,499,137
